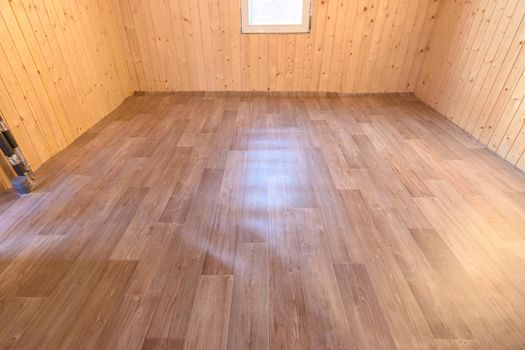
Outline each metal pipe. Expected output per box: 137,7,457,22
0,132,26,177
0,117,34,195
0,116,34,179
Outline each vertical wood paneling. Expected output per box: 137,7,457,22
118,0,439,94
416,0,525,172
0,0,137,190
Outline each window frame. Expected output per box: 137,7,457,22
241,0,312,34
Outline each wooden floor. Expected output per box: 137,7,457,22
1,93,525,349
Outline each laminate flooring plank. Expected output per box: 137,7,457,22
226,242,269,350
57,260,138,350
267,175,311,350
0,297,45,349
182,275,233,350
334,263,397,350
99,224,178,350
146,168,225,340
294,208,363,350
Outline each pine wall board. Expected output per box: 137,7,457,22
0,0,137,190
416,0,525,172
117,0,440,93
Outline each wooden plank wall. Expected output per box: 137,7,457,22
117,0,440,93
0,0,137,190
416,0,525,172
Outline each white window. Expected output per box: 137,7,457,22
241,0,312,34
